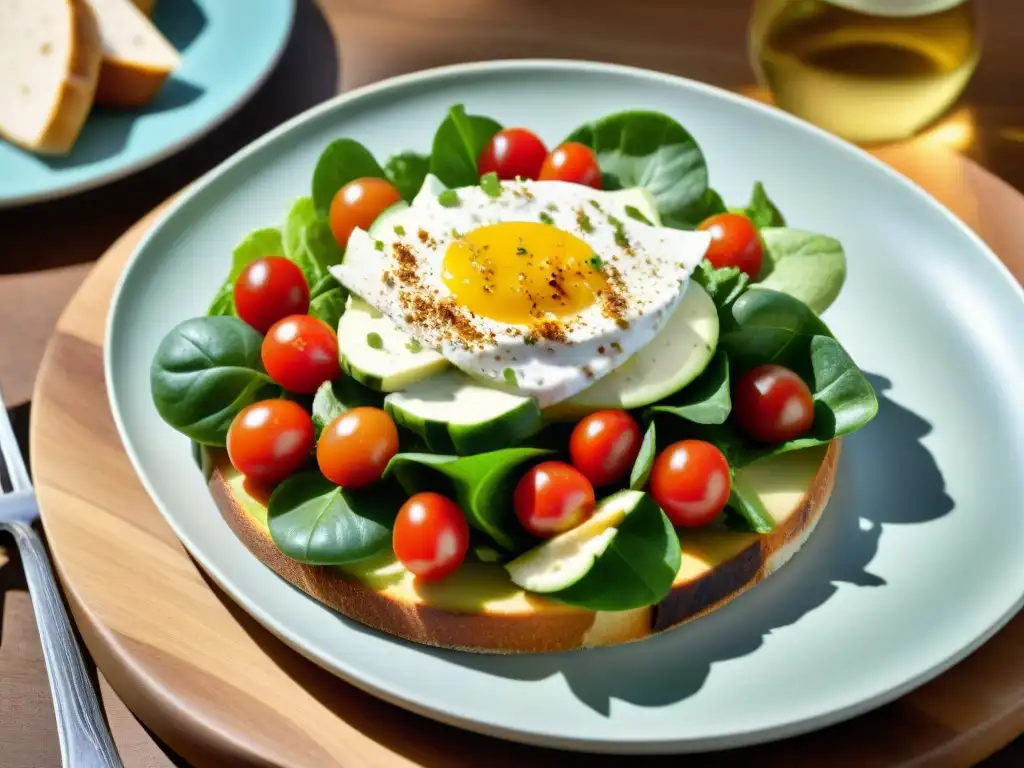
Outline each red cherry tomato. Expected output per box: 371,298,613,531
697,213,764,278
261,314,339,394
538,142,602,189
233,257,310,334
732,364,815,444
392,492,470,581
329,177,402,248
513,461,596,538
477,128,549,181
226,399,314,487
649,440,731,528
316,407,399,489
569,410,643,488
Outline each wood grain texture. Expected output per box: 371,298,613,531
23,143,1024,767
3,0,1023,765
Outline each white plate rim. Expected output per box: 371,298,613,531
101,58,1024,753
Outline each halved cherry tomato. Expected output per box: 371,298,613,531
513,461,596,538
316,406,399,488
392,492,470,581
233,257,310,334
261,314,339,394
697,213,764,278
329,177,402,248
732,364,815,444
538,142,602,189
226,399,314,487
477,128,549,181
649,440,731,528
569,410,642,488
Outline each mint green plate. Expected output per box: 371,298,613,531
0,0,293,208
105,61,1024,753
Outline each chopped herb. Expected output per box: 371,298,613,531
589,199,603,211
451,228,463,239
587,254,604,271
405,338,423,353
438,189,460,207
610,341,623,353
503,368,518,386
394,225,406,236
576,208,594,233
546,202,559,212
624,205,653,225
606,215,630,248
538,211,554,226
374,239,385,251
516,246,528,256
524,335,536,346
366,332,384,350
480,172,502,198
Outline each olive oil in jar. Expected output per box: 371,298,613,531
749,0,981,143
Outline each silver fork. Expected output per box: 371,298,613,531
0,387,123,768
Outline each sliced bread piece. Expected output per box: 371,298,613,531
0,0,103,154
87,0,180,108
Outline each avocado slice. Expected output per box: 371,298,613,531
337,296,449,391
545,281,719,419
505,490,681,611
384,369,544,455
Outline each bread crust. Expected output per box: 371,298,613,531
5,0,104,155
94,58,173,109
209,441,840,653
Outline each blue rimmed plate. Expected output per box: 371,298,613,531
0,0,294,208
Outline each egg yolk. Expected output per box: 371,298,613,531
442,222,606,325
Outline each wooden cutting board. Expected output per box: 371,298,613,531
28,141,1024,767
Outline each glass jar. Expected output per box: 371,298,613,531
749,0,981,144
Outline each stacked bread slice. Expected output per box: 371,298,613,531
0,0,179,155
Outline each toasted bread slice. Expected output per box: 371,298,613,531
0,0,103,155
206,442,839,654
87,0,179,108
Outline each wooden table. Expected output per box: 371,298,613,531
1,1,1023,765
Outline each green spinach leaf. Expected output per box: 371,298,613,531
385,152,431,201
311,379,384,438
267,472,402,564
564,110,709,229
629,423,657,490
283,197,318,260
547,493,681,612
674,187,728,229
691,261,751,310
726,472,776,533
648,350,731,425
743,182,786,229
312,139,387,216
718,286,832,371
429,105,502,188
150,316,278,445
385,448,553,551
756,228,847,314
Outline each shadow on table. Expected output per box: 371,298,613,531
200,372,951,762
0,0,340,276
